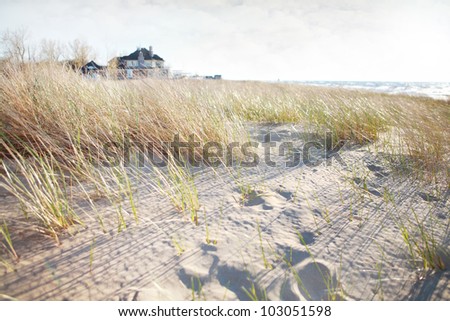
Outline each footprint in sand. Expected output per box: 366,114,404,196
176,247,220,293
296,231,316,245
216,265,266,300
279,260,344,301
367,163,389,178
417,192,440,202
353,177,382,197
176,246,267,300
240,190,285,211
277,245,309,265
243,190,265,206
276,189,294,201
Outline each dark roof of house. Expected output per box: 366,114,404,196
81,60,104,71
119,48,164,61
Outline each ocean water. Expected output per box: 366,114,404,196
297,81,450,100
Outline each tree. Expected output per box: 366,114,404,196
68,39,93,69
0,28,28,64
39,39,65,62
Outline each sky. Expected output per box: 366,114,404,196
1,0,450,81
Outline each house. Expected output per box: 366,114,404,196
80,60,105,78
109,46,168,79
205,75,222,80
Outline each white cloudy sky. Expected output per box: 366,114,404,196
1,0,450,81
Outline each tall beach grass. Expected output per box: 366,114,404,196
0,62,448,244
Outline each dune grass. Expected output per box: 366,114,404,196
0,221,18,260
0,62,449,250
152,155,200,224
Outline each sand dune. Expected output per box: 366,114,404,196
1,124,448,300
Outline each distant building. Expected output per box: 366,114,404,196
109,46,168,79
205,75,222,80
80,60,105,78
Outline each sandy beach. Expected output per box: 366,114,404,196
1,121,448,301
